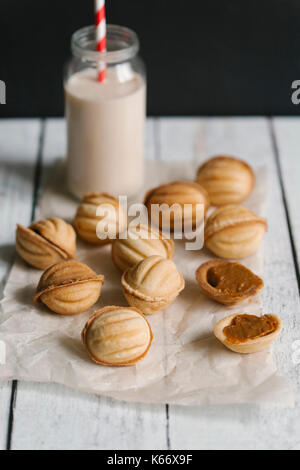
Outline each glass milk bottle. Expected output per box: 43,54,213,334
64,25,146,199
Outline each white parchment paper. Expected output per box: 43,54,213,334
0,161,293,405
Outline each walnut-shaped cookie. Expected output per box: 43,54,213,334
34,260,104,315
196,155,255,206
205,205,267,259
16,218,76,270
82,306,153,366
214,313,282,354
195,259,263,306
121,255,185,314
144,181,209,233
74,192,127,245
112,223,174,272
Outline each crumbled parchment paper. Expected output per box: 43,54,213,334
0,161,293,405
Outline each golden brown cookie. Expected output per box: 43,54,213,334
74,192,127,245
16,218,76,270
111,223,174,272
121,255,185,314
205,205,267,259
82,306,153,366
196,155,255,206
144,181,209,233
34,260,104,315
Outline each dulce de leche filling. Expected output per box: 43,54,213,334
223,314,278,344
207,263,262,296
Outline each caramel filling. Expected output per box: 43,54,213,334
223,314,278,344
207,263,262,296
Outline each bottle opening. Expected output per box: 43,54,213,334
71,25,139,64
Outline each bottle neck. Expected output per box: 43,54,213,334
71,24,139,65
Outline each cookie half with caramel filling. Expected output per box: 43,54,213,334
214,313,282,354
195,259,263,306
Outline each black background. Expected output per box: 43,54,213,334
1,0,300,117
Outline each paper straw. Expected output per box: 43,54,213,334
95,0,107,82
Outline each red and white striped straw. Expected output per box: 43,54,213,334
95,0,107,82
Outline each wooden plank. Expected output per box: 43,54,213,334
159,117,300,450
0,119,41,449
157,118,202,162
272,117,300,275
0,382,10,449
10,118,168,450
10,382,168,450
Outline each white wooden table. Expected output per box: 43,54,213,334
0,117,299,450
